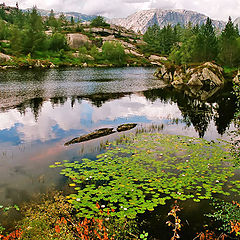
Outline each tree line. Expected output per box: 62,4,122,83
0,7,128,65
143,17,240,67
0,6,239,68
0,7,70,56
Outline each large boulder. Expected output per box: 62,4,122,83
67,33,92,49
187,63,224,87
188,73,204,86
0,53,11,63
201,67,223,86
155,62,224,88
125,49,144,57
154,64,170,81
154,63,176,82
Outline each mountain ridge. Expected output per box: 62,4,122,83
21,7,240,33
234,17,240,31
109,9,227,33
22,8,97,22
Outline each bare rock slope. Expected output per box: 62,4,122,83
110,9,226,33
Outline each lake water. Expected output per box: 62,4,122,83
0,67,238,237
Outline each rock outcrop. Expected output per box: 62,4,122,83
0,53,11,62
67,33,91,49
234,17,240,32
149,55,168,62
155,62,225,89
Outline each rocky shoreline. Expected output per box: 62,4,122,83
155,61,239,86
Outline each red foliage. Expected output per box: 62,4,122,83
194,231,228,240
53,216,112,240
0,229,23,240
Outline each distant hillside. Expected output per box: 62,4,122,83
23,8,97,22
109,9,226,33
234,17,240,31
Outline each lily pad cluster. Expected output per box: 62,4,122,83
51,133,239,219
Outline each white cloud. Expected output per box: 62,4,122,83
173,0,240,21
0,101,84,142
150,0,176,9
91,95,182,122
0,95,182,143
2,0,238,20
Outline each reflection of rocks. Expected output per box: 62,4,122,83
155,62,225,89
167,84,222,101
143,85,236,138
185,86,221,101
117,123,137,132
65,128,115,145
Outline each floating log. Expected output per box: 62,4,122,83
117,123,137,132
64,128,115,146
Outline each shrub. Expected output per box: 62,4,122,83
90,16,110,28
102,41,126,64
49,33,68,52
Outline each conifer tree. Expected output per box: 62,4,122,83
193,17,218,62
218,17,240,66
23,7,47,54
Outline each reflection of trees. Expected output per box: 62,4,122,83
17,97,44,121
143,85,237,138
50,97,68,107
179,100,213,138
213,90,237,135
76,93,129,107
5,80,236,138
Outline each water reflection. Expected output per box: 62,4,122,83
1,89,236,142
143,86,237,138
0,67,237,206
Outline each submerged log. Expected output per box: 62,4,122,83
64,128,115,146
117,123,137,132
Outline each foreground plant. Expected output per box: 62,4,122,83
0,229,23,240
207,200,240,237
6,193,140,240
166,202,181,240
193,231,228,240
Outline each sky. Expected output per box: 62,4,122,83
2,0,240,21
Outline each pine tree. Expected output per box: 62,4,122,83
218,17,240,66
47,9,59,30
23,7,47,54
193,18,218,62
59,13,67,27
71,16,75,25
9,25,22,53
